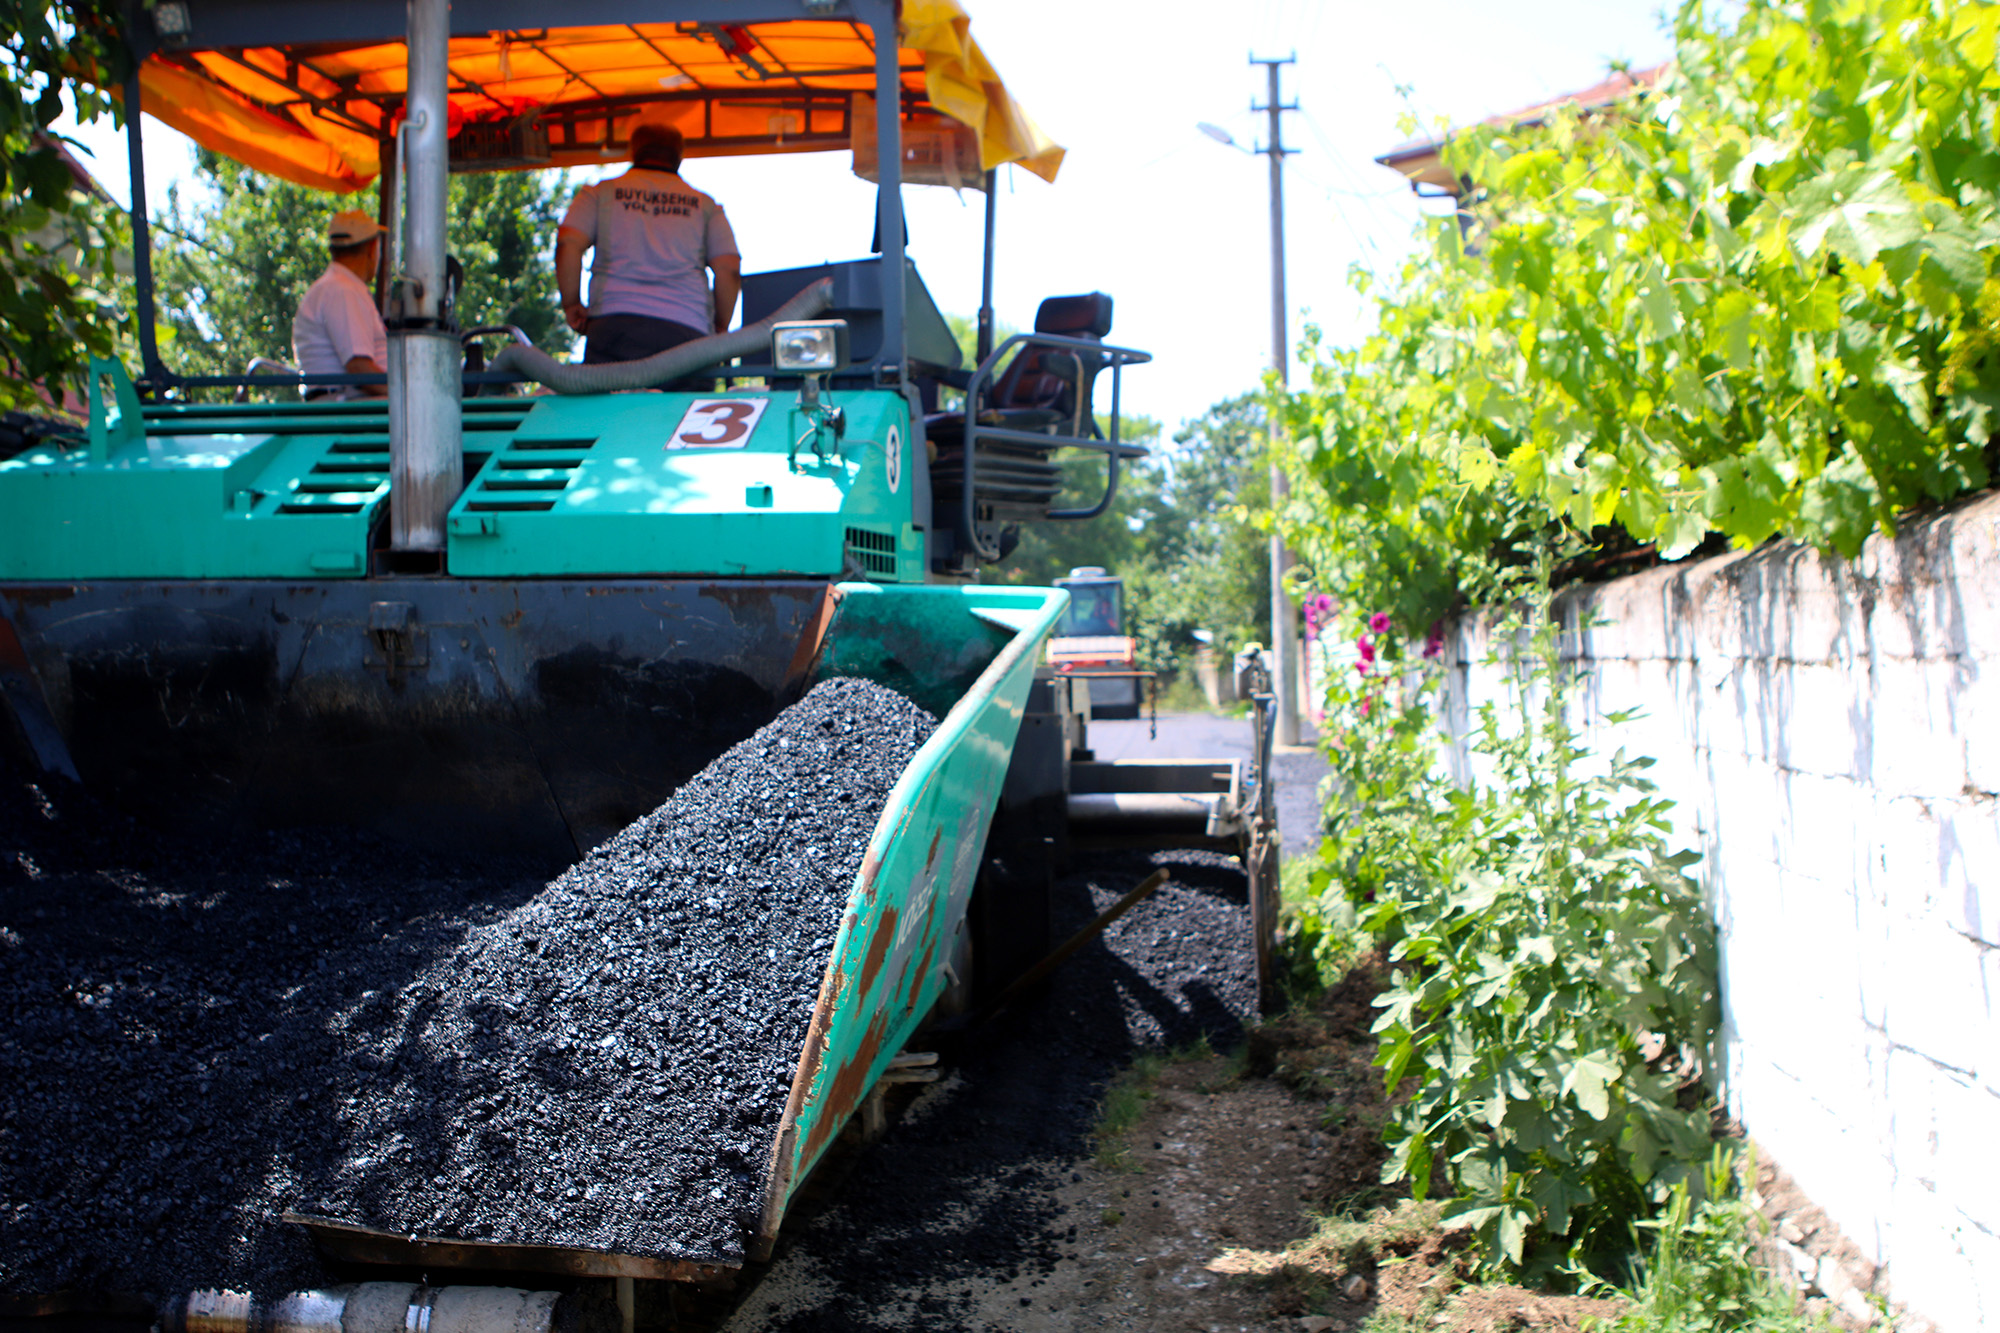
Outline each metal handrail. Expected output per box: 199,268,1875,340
233,357,301,403
958,330,1152,562
181,331,534,403
460,324,534,347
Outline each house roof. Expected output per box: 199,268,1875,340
1375,63,1665,194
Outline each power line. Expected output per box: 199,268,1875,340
1294,105,1414,271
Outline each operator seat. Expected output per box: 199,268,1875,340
927,292,1117,569
987,292,1114,438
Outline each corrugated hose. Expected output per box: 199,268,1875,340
488,278,834,394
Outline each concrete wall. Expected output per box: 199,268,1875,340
1437,492,2000,1332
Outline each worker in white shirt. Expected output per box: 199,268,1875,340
292,210,389,400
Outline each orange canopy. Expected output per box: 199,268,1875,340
129,0,1064,194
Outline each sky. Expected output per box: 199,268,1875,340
54,0,1677,438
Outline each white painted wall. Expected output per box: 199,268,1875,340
1436,493,2000,1332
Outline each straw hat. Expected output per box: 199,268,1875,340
327,210,384,246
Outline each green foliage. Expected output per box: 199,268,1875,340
1357,1305,1439,1333
956,297,1272,669
943,309,1021,376
1291,610,1459,984
1124,396,1275,669
1601,1148,1824,1332
449,170,575,350
1276,0,2000,632
0,2,130,410
1294,592,1719,1280
953,307,1272,670
156,153,575,385
154,153,335,382
988,435,1157,591
1092,1051,1167,1169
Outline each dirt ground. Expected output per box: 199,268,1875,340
723,961,1626,1333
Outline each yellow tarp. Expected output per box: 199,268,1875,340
125,3,1062,195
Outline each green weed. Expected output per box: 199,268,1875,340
1591,1149,1825,1333
1357,1304,1436,1333
1153,670,1216,715
1091,1052,1165,1169
1195,1043,1252,1093
1279,855,1373,998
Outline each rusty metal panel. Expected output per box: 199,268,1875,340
754,584,1066,1248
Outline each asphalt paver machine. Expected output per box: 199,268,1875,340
0,0,1279,1316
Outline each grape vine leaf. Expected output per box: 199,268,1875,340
1790,166,1923,267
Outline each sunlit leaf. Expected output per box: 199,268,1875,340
1563,1050,1621,1121
1790,166,1924,267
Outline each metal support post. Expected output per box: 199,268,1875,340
388,0,462,554
977,168,997,364
375,136,397,313
1252,54,1301,746
122,68,167,388
867,1,907,382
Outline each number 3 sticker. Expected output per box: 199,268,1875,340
668,398,771,449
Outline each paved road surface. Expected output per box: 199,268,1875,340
1083,711,1328,861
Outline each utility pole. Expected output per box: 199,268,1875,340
1252,53,1301,746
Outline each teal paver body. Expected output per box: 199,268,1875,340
0,370,920,583
446,389,919,580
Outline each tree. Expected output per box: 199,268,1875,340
951,311,1281,675
154,154,576,385
1124,394,1272,667
450,169,574,350
154,152,336,380
987,428,1161,590
0,1,129,411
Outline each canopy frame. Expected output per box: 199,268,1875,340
115,0,1060,192
116,0,915,398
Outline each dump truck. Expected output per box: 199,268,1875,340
1046,566,1149,720
0,1,1279,1324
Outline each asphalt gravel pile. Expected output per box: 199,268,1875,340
0,677,935,1300
307,677,935,1264
0,771,537,1300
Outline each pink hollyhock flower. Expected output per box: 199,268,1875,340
1357,636,1376,663
1368,611,1391,635
1423,623,1446,659
1359,696,1373,717
1352,660,1370,677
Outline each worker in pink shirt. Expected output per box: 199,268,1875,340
555,121,741,364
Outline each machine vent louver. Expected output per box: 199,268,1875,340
844,526,897,577
465,437,598,512
278,439,390,513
